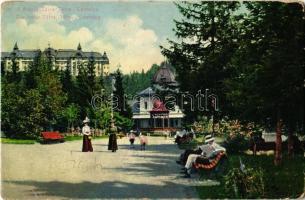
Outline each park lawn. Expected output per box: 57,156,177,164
1,138,36,144
64,135,109,141
196,154,305,199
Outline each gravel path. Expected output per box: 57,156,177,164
2,137,201,199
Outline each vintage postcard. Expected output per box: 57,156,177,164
1,0,304,199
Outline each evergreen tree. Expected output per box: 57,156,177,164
60,64,74,103
2,55,67,138
1,59,5,76
37,70,67,130
6,57,21,83
74,59,105,118
225,2,304,163
123,64,159,96
161,1,241,123
113,69,132,118
75,63,91,118
87,55,97,94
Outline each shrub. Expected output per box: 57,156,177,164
221,120,263,153
225,167,264,198
178,139,198,150
223,134,249,153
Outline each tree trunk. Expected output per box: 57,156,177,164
67,122,70,133
287,130,294,158
212,114,215,136
274,119,283,166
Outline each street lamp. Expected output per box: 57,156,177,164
109,74,117,132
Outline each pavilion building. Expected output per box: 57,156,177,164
132,63,184,133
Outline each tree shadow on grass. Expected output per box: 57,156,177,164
3,180,198,199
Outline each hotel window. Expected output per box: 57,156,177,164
144,102,148,110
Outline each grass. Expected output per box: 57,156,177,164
196,153,305,199
64,135,83,141
1,138,36,144
178,140,198,150
64,135,109,141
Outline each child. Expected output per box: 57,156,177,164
128,131,136,148
139,133,148,151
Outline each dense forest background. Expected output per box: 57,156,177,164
122,64,159,97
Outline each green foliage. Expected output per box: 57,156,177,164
164,1,304,138
225,167,265,198
113,69,132,118
36,71,67,129
1,81,23,137
220,119,263,153
123,64,159,96
74,61,104,118
60,65,75,102
2,56,67,138
94,105,112,130
64,135,83,141
1,138,36,144
114,112,134,132
2,81,46,139
6,58,20,83
64,135,109,142
61,103,80,131
178,139,198,150
17,89,46,138
197,154,304,198
224,2,304,130
162,1,241,122
223,134,249,154
191,116,214,134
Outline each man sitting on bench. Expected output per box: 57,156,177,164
176,134,213,165
181,135,226,178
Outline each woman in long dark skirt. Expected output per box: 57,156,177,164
82,117,93,152
108,133,118,152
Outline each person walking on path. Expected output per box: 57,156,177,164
108,132,118,152
139,133,148,151
128,131,136,148
82,117,93,152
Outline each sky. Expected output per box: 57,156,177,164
1,1,181,73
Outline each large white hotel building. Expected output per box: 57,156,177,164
1,43,110,76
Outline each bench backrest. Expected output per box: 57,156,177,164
41,131,63,139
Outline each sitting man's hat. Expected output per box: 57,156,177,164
205,134,215,143
83,116,90,123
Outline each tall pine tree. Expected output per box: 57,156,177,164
113,69,132,118
161,1,241,122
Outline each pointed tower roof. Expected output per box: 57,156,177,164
152,61,176,85
77,43,82,51
102,51,109,63
103,51,107,58
13,42,19,51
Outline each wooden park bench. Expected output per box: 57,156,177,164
193,151,228,178
41,131,64,144
194,151,227,170
250,135,304,155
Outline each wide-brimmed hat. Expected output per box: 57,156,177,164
205,134,215,143
83,116,90,123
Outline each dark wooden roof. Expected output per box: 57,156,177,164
152,64,177,85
